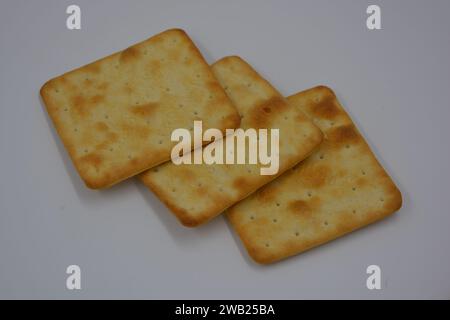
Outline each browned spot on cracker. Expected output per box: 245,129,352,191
328,124,360,145
206,81,224,93
288,200,312,216
128,102,158,118
84,62,101,74
205,94,230,111
71,95,89,117
90,95,105,104
56,77,76,92
247,96,287,128
256,185,278,203
356,177,367,188
97,82,109,91
94,122,110,133
232,177,252,193
123,85,134,95
195,185,209,196
298,165,330,188
335,168,348,178
106,131,118,142
79,153,103,170
293,108,311,124
148,59,161,71
249,216,272,230
311,97,341,120
95,131,118,151
57,77,68,84
120,46,140,63
221,112,241,130
177,167,196,181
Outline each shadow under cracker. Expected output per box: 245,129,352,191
134,178,227,245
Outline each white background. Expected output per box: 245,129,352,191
1,0,449,299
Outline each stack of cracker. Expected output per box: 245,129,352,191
41,28,402,264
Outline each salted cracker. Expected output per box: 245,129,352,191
40,29,240,189
227,86,402,264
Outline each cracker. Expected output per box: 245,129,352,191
227,86,402,264
40,29,240,189
140,56,323,226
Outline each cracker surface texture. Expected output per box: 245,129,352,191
227,86,402,264
40,28,240,189
140,56,323,226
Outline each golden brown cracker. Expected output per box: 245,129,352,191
40,29,240,189
227,86,402,264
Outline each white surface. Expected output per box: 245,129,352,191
1,0,449,299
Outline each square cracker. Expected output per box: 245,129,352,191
227,86,402,264
40,28,240,189
140,56,323,227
